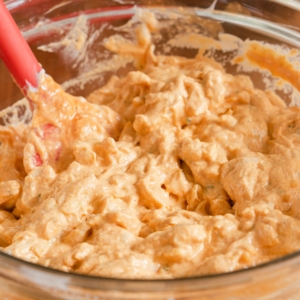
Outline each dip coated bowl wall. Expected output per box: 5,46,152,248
1,0,300,299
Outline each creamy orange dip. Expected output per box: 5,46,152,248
1,17,300,279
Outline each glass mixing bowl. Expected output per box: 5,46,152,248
1,0,300,299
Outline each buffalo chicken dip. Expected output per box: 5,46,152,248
0,18,300,279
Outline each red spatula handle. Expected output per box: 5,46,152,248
0,0,42,94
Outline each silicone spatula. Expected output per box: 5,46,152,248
0,0,42,95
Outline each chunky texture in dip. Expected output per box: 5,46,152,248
1,19,300,279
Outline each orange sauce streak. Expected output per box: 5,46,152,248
234,42,300,91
